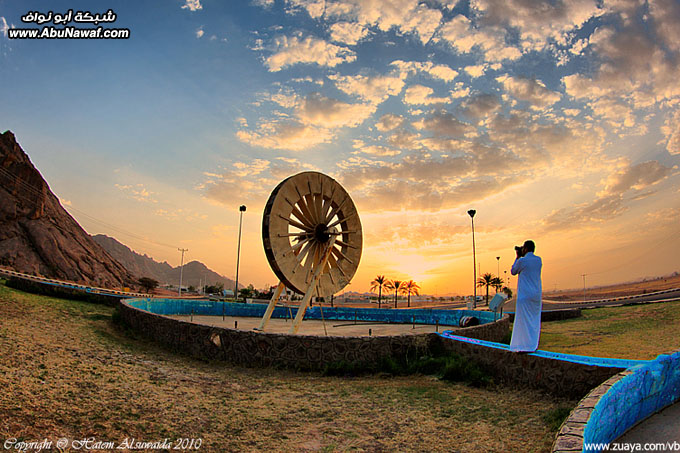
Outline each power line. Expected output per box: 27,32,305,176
0,165,178,250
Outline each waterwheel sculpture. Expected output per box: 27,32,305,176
258,172,362,334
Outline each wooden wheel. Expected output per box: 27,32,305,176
262,172,362,297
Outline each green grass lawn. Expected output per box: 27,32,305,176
539,300,680,360
0,281,569,452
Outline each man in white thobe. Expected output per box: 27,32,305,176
510,240,542,352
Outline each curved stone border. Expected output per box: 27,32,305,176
553,350,680,452
118,299,509,371
436,333,636,399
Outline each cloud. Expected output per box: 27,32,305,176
265,34,356,71
329,21,369,45
351,175,518,212
115,183,158,203
436,14,521,62
649,0,680,53
375,113,405,132
195,26,204,39
296,92,376,127
181,0,202,11
390,60,459,82
237,120,335,151
562,5,680,108
543,160,672,231
464,65,486,78
352,140,401,157
414,110,474,138
329,72,406,105
0,17,8,37
497,75,562,110
474,0,603,52
200,157,316,206
601,161,673,196
661,108,680,156
461,94,501,120
403,85,450,105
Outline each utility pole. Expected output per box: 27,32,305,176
178,248,188,296
234,205,246,301
582,274,587,303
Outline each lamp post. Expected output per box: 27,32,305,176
178,248,188,296
496,256,500,277
468,209,477,309
234,205,246,301
582,273,587,303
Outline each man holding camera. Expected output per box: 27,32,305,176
509,240,543,352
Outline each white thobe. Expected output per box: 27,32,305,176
510,252,542,352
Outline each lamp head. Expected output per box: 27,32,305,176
467,209,476,218
239,205,247,212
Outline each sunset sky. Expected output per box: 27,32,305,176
1,0,679,295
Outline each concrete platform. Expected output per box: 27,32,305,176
169,314,458,337
616,402,680,443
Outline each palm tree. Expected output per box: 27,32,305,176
385,280,404,308
370,275,388,309
401,280,420,307
476,273,496,306
502,286,513,299
491,276,503,294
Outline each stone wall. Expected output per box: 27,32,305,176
553,349,680,452
118,300,509,371
435,335,632,399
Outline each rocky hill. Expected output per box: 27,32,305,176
0,130,136,288
92,234,238,290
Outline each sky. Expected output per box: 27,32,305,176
1,0,679,296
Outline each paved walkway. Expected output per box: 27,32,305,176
169,314,459,337
616,402,680,443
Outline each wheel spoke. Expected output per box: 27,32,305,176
304,193,318,223
324,196,349,224
328,252,346,277
321,185,335,221
331,246,354,265
328,230,357,235
304,242,319,284
286,237,312,257
292,240,315,273
295,185,316,224
284,197,315,227
326,211,356,230
280,214,311,232
335,239,357,249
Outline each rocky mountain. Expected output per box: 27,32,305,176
92,234,238,290
0,130,136,288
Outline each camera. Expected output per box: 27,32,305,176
515,245,525,257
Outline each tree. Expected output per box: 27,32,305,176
370,275,388,309
239,284,255,300
502,286,513,299
385,280,404,308
401,280,420,307
491,276,504,294
138,277,159,294
476,273,496,306
204,282,224,294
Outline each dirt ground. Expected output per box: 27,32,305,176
0,282,571,452
543,273,680,301
169,314,459,337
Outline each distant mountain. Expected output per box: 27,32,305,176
0,131,136,288
92,234,239,290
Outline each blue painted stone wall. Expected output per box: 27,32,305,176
583,351,680,448
125,298,498,326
